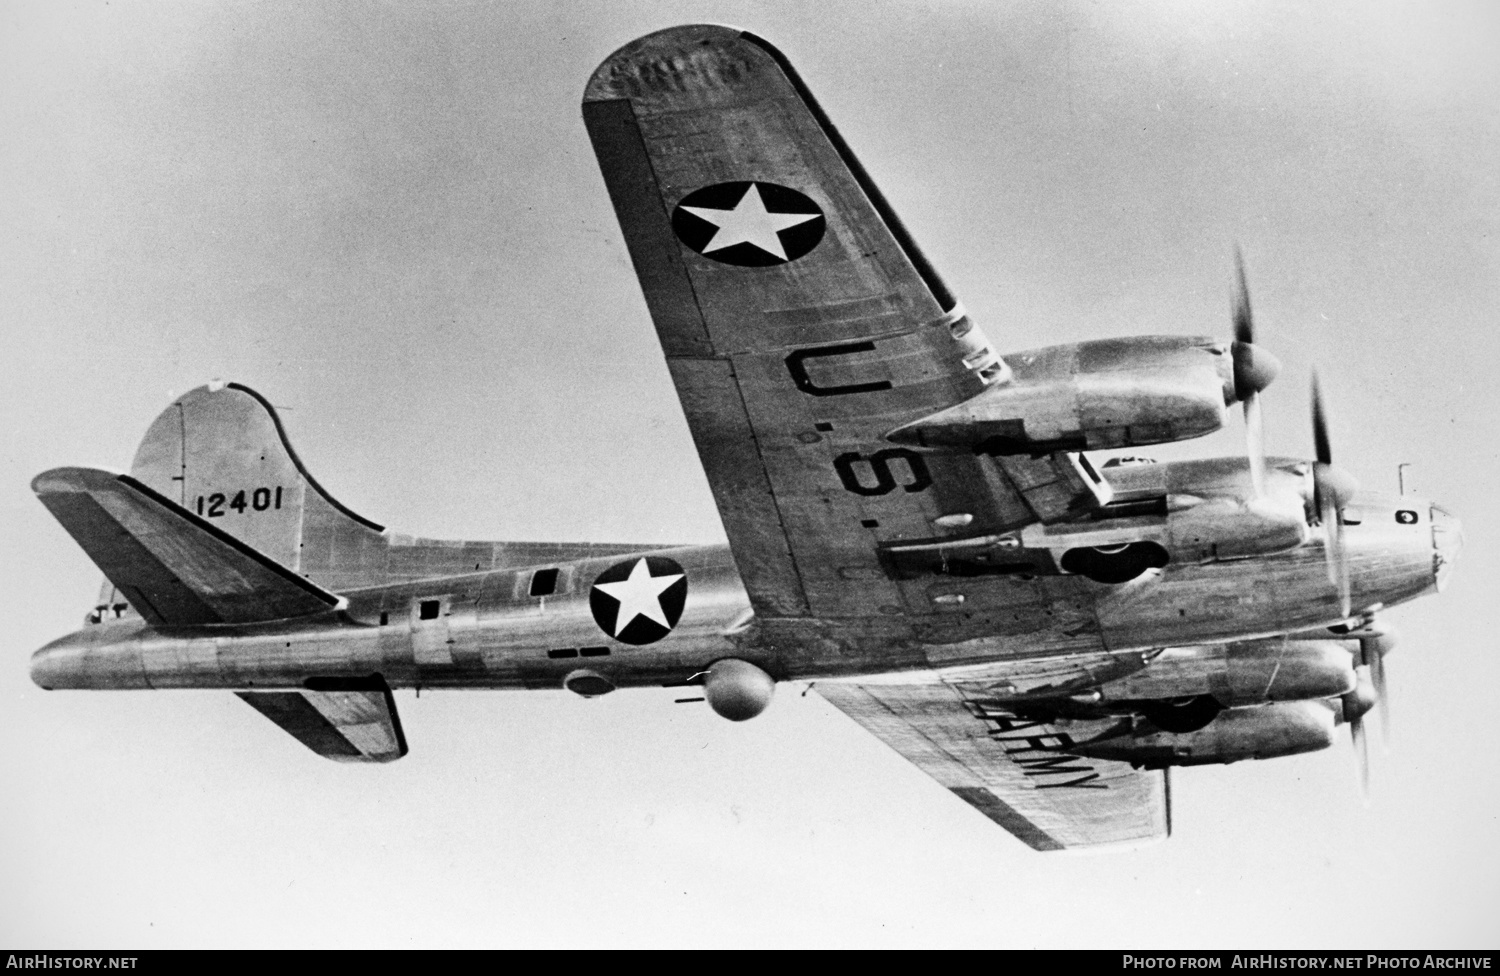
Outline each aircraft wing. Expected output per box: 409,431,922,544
33,466,340,626
584,26,1103,622
817,681,1170,851
238,680,407,763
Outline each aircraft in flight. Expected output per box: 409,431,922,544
30,25,1461,851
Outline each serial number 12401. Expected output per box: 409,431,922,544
195,487,284,517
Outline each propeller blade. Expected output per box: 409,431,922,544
1344,663,1378,798
1230,255,1280,403
1363,631,1394,743
1312,372,1333,467
1230,252,1278,498
1352,713,1370,799
1311,374,1354,616
1322,488,1351,616
1372,645,1390,743
1233,248,1254,346
1244,394,1266,499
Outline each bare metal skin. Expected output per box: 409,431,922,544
28,25,1465,850
30,446,1456,692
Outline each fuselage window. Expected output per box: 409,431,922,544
418,599,441,621
529,568,560,597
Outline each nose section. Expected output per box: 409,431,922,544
1430,504,1463,591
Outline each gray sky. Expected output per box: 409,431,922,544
3,0,1497,948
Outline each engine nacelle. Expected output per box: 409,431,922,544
886,336,1246,455
1026,457,1314,581
1099,639,1356,708
1072,701,1336,768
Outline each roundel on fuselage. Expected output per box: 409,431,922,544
588,556,688,645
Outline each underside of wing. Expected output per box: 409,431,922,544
817,680,1170,851
33,467,341,627
584,26,1106,628
237,679,407,763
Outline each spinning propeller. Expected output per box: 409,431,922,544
1341,658,1378,795
1227,252,1356,615
1230,250,1281,498
1311,373,1359,617
1361,624,1397,740
1309,366,1390,794
1229,253,1393,795
1340,623,1397,794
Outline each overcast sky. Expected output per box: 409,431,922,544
3,0,1497,948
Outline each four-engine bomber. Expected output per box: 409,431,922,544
31,384,1457,770
28,24,1463,850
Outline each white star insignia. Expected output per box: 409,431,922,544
593,558,684,637
680,184,819,260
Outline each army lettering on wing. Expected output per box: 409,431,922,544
978,713,1109,789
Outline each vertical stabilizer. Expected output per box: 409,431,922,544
127,382,389,592
74,381,662,623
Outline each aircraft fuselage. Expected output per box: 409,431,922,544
32,477,1452,695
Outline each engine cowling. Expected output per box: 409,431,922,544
1072,701,1336,768
1098,639,1357,708
1026,457,1314,582
1163,495,1309,561
886,336,1249,455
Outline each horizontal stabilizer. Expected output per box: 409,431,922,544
34,466,341,627
238,679,407,763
